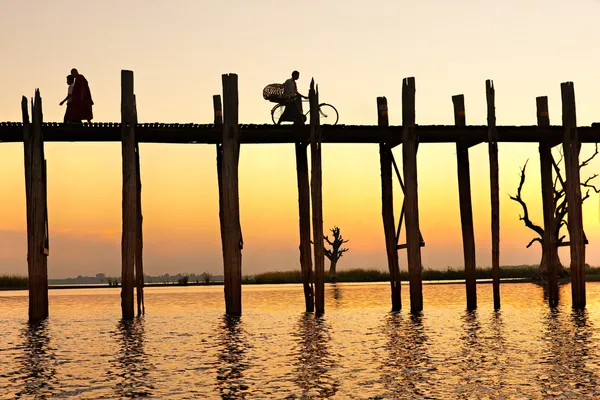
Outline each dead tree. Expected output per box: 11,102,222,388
510,145,598,280
323,226,349,282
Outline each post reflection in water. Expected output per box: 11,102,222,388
539,308,598,396
13,320,58,398
331,283,342,307
454,310,486,397
215,315,250,399
291,313,339,398
377,312,433,398
108,317,154,398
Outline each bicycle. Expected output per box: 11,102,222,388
270,99,339,125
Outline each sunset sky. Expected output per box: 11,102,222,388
1,0,599,278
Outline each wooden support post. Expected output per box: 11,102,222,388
309,79,325,315
221,74,243,315
22,91,49,321
121,70,136,320
295,141,315,312
486,80,501,309
135,139,145,316
401,77,423,313
453,94,477,310
378,96,402,310
537,96,559,307
561,82,586,309
214,94,226,279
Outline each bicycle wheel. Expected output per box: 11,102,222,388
271,104,285,124
318,103,339,125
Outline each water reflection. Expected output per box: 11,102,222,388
378,312,433,398
331,283,342,307
12,320,58,398
539,309,598,396
290,313,339,398
215,315,250,399
454,310,487,396
108,318,154,398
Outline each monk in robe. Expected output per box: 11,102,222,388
68,68,94,123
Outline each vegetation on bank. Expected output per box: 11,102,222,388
0,275,28,289
247,265,600,284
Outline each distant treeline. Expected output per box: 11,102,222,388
248,265,600,284
3,265,600,289
0,275,28,289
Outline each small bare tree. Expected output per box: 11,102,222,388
323,226,350,282
510,145,598,280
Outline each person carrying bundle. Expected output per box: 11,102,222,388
279,70,308,125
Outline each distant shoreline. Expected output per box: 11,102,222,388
0,277,555,291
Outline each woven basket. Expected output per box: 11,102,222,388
263,83,287,103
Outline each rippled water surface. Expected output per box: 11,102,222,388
1,282,600,399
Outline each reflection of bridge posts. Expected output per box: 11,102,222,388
292,313,339,397
216,315,250,397
15,321,57,398
109,319,153,398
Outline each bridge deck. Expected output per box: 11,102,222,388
0,122,599,144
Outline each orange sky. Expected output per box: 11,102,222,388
0,0,599,278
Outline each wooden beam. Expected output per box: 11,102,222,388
561,82,586,309
295,140,314,312
221,74,243,315
310,79,325,315
402,77,423,313
486,80,501,310
121,70,136,320
537,96,559,307
378,96,402,311
22,91,49,321
453,94,477,310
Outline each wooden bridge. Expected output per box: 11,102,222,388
1,70,597,321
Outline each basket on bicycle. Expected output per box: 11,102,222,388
262,83,287,103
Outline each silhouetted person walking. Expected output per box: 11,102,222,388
59,75,75,123
69,68,94,123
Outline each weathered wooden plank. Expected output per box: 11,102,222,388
537,96,559,307
378,96,402,310
214,94,228,304
121,70,136,320
561,82,586,309
402,77,423,313
486,80,501,310
295,140,314,312
310,79,325,315
453,95,477,310
2,124,600,144
221,74,243,315
23,91,49,321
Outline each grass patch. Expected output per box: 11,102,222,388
247,266,542,284
0,275,28,289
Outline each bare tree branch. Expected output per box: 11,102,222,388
526,237,542,248
580,143,599,169
509,160,545,238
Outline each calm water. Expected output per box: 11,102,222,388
1,282,600,399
